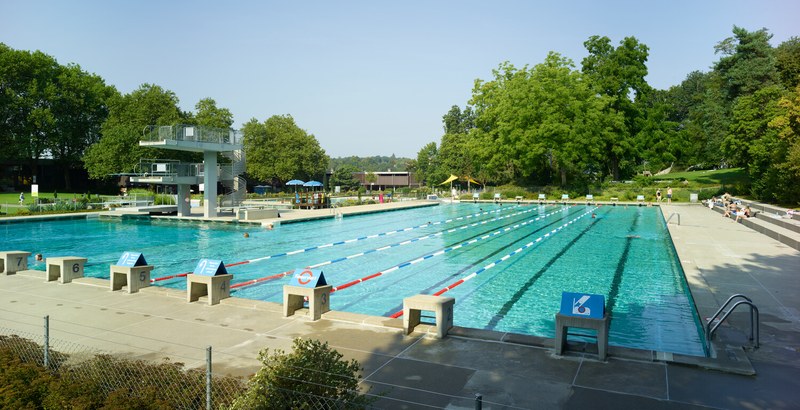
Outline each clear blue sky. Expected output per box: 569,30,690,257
1,0,797,158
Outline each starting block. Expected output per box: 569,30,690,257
403,294,455,339
46,256,87,283
283,269,331,320
0,251,31,275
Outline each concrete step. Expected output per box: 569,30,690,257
733,197,800,222
712,206,800,250
755,211,800,235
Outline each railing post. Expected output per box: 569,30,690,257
43,315,49,368
206,345,212,410
474,393,482,410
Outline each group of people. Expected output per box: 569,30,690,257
655,187,673,203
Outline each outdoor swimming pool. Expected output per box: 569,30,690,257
1,203,705,356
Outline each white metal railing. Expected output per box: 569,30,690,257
142,124,242,145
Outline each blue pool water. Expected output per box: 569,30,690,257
0,203,705,356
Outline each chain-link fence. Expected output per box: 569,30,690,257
0,318,244,410
1,316,520,409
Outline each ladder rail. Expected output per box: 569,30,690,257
705,297,759,349
666,212,681,225
708,294,752,324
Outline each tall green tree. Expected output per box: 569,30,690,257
49,64,115,189
714,26,779,101
437,105,477,181
775,37,800,89
193,97,233,129
0,45,60,177
0,44,115,188
581,35,650,180
83,84,184,179
469,54,613,186
329,164,361,190
414,141,441,187
242,114,328,184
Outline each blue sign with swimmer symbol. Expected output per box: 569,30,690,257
560,292,605,319
116,252,147,267
193,259,228,276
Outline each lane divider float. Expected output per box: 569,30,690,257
231,206,563,292
328,206,574,294
388,207,598,318
151,204,530,284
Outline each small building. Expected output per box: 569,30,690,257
353,171,420,190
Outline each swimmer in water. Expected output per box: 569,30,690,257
243,232,250,238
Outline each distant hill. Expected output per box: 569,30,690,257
329,155,412,172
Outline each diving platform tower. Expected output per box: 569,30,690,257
130,125,245,218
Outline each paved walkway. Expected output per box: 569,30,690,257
1,202,798,409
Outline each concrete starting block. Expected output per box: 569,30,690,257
555,313,609,361
187,259,233,306
187,273,233,305
46,257,87,283
110,265,154,293
0,251,31,275
283,284,333,320
403,294,455,339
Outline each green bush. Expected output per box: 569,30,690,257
154,194,176,205
0,335,245,409
228,338,373,409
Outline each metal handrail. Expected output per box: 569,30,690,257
705,294,759,349
666,212,681,225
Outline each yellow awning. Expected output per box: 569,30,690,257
439,174,459,185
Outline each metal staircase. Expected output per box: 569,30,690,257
219,149,246,208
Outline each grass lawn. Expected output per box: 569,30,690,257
651,168,747,187
0,192,85,216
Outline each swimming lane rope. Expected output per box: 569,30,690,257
151,205,525,283
229,206,564,291
387,206,598,318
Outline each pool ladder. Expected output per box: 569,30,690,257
706,294,759,350
666,212,681,225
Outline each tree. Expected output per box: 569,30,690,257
414,141,441,187
49,64,115,189
329,164,361,191
242,114,328,184
0,44,115,189
582,35,650,180
83,84,184,179
0,45,61,178
763,83,800,203
229,338,372,409
193,97,233,129
468,54,613,186
714,26,779,101
775,37,800,90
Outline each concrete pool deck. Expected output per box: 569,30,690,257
1,202,798,408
